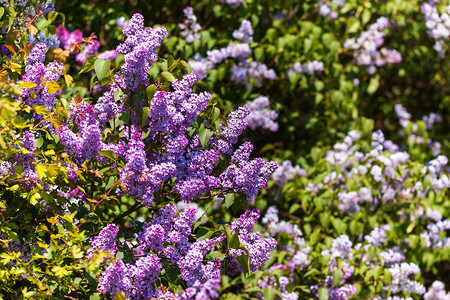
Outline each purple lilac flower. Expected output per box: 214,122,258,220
318,0,345,19
115,13,167,92
384,263,426,295
220,143,278,199
232,20,254,43
87,224,119,258
424,281,450,300
21,43,63,110
55,25,83,50
97,254,162,299
421,1,450,58
288,60,324,76
179,6,202,43
228,209,277,272
420,219,450,249
343,17,401,74
98,50,119,61
76,40,99,63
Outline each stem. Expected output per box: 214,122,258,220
112,201,144,223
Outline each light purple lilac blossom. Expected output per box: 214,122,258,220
287,60,324,76
245,96,278,132
343,17,402,74
421,0,450,58
179,6,202,43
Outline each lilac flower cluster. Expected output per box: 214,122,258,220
0,0,54,35
220,0,245,8
27,32,60,49
97,254,162,299
425,281,450,300
318,0,345,19
394,104,443,155
420,219,450,249
227,209,277,273
115,13,167,92
232,20,254,43
421,0,450,58
96,205,276,299
179,6,202,43
343,17,402,74
87,224,119,258
312,235,357,300
95,13,167,121
220,142,279,200
271,160,307,187
57,105,105,164
245,207,310,299
21,43,63,110
287,60,324,76
384,263,426,295
188,20,276,88
321,129,448,216
245,96,278,132
55,25,83,50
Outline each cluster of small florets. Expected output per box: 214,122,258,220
87,224,120,258
220,0,245,8
317,0,345,19
287,60,324,76
322,128,448,215
246,206,310,299
179,6,202,43
421,0,450,58
271,160,307,187
424,281,450,300
233,20,254,43
220,142,279,200
394,104,442,155
245,96,279,132
20,43,63,110
93,205,276,299
0,0,54,35
343,17,402,74
188,20,276,88
312,235,357,300
385,263,426,295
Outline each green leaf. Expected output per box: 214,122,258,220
180,60,191,73
132,93,144,106
145,84,157,101
263,287,276,300
7,5,15,31
384,269,392,284
0,7,4,19
94,58,110,81
367,75,380,95
199,127,213,148
333,269,343,286
161,71,176,82
114,292,127,300
141,107,150,128
368,246,377,260
208,251,226,260
318,287,329,300
237,255,250,275
224,193,235,208
79,55,98,74
98,150,116,160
